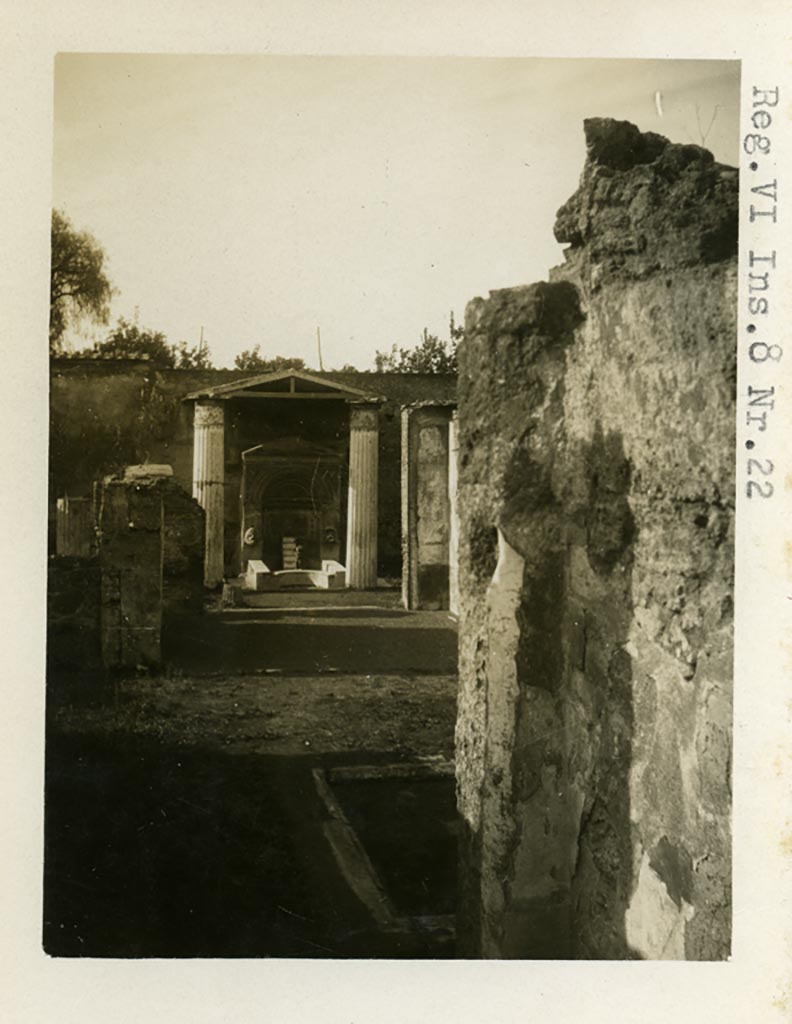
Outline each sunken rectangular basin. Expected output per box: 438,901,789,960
314,761,457,932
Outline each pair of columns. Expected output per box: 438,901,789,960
192,399,379,588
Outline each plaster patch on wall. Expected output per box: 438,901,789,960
479,529,524,955
625,852,695,959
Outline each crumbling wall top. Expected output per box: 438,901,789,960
553,118,738,285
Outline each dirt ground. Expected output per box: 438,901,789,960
45,589,459,958
45,579,459,962
162,598,458,676
51,671,456,759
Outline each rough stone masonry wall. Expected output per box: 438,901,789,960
98,474,165,670
455,119,736,960
161,480,206,620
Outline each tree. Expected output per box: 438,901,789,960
374,313,463,373
50,209,114,353
174,340,214,369
70,318,214,368
233,345,307,373
90,319,175,365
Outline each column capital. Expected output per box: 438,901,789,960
349,402,380,432
194,399,225,427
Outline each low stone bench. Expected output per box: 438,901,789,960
244,559,346,591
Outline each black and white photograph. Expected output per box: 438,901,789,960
45,54,739,961
2,5,791,1022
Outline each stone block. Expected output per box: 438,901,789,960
317,560,346,588
244,559,271,591
122,464,174,482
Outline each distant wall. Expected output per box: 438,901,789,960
456,119,736,960
49,362,215,500
56,496,94,558
50,365,455,578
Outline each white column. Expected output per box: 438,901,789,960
448,410,460,616
346,403,379,588
192,399,225,587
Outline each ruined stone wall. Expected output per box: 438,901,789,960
162,481,206,620
456,120,736,960
47,473,203,676
98,475,165,670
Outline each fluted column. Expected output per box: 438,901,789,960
345,403,379,588
192,399,225,587
448,410,460,616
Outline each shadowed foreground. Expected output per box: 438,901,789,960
45,666,457,958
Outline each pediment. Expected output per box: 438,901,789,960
185,370,382,403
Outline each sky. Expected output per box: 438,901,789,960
52,56,740,369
